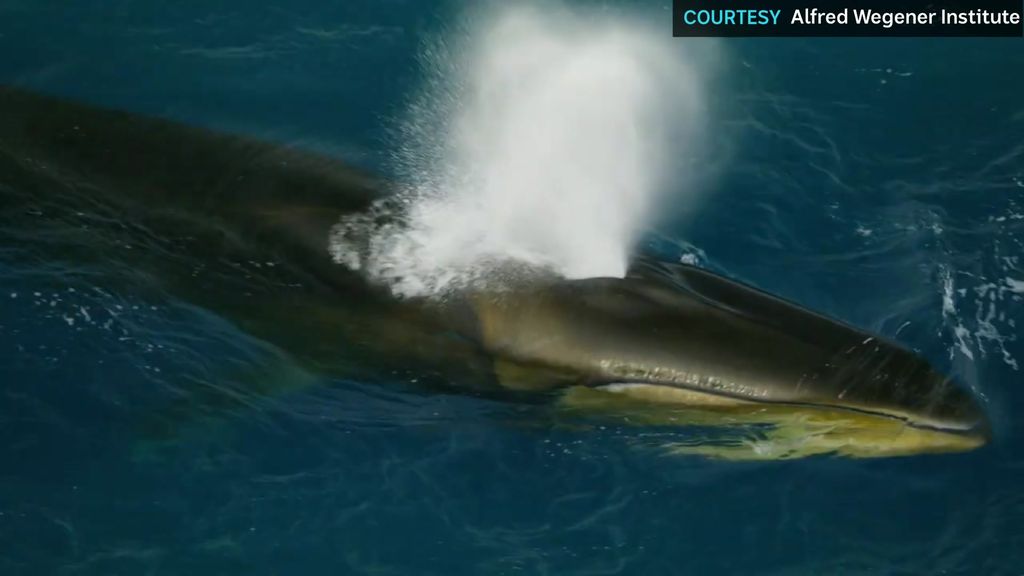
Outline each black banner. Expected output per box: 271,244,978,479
672,0,1024,36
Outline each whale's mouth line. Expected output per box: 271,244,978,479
590,380,988,438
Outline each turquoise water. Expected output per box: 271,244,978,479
2,1,1024,574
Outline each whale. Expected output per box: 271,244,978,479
0,86,990,460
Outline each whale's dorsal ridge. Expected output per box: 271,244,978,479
0,84,385,216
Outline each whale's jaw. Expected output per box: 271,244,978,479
558,383,987,461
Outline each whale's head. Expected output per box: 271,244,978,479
470,259,989,459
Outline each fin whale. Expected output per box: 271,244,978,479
0,86,989,459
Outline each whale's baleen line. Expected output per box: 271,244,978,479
0,86,989,460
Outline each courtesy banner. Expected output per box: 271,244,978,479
672,0,1024,36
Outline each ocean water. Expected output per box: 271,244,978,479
2,1,1024,575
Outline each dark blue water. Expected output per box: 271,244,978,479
2,1,1023,574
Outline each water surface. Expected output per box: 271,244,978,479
1,1,1023,574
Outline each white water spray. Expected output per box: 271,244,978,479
331,4,715,298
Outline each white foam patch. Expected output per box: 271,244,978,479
940,266,976,362
330,4,716,298
939,257,1021,371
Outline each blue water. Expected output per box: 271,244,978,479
2,1,1024,574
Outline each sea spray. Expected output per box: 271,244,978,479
330,4,715,298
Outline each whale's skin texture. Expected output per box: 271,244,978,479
0,86,989,459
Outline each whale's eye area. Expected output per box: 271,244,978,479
557,384,988,460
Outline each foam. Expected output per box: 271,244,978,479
330,4,715,298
